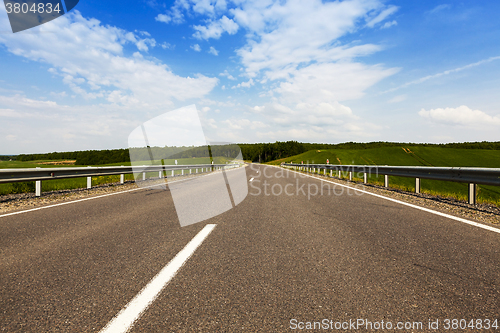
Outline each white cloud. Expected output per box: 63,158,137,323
136,38,156,52
160,42,174,49
197,93,389,144
206,118,218,129
232,78,254,89
254,101,356,127
191,43,202,51
155,0,187,24
193,15,239,40
155,14,172,23
275,62,398,103
208,46,219,55
192,0,216,15
381,20,397,29
0,108,22,118
418,105,500,126
219,70,236,80
157,0,398,123
382,56,500,94
0,94,143,153
50,91,68,98
388,94,406,103
428,4,451,15
365,5,398,28
221,118,268,130
234,0,387,78
0,10,218,107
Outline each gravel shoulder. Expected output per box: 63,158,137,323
300,169,500,226
0,181,140,215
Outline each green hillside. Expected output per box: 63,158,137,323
269,146,500,205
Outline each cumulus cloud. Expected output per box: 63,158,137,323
229,0,395,74
221,118,268,130
160,42,174,49
208,46,219,55
159,0,398,109
418,105,500,126
193,15,238,40
191,43,202,51
0,94,142,153
253,101,356,127
232,78,254,89
155,14,172,23
381,20,397,29
219,70,236,80
0,9,218,106
275,62,398,103
135,38,156,52
155,0,187,24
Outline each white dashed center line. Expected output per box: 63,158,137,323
99,224,217,333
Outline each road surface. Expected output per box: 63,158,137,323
1,164,499,332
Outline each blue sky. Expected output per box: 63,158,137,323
1,0,500,154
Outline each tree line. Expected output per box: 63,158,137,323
13,141,500,165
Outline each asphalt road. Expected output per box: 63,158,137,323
1,164,499,332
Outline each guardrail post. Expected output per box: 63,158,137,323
363,172,367,184
182,169,184,176
468,183,477,205
120,166,124,184
349,171,352,181
384,175,388,188
87,166,92,189
330,170,332,177
415,178,420,194
190,169,192,174
171,170,174,177
35,167,41,197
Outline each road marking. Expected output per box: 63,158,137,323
99,224,217,333
269,165,500,235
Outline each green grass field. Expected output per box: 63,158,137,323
268,146,500,205
0,157,221,195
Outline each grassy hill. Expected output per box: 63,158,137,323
268,146,500,205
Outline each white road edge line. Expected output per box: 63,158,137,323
0,166,247,218
99,224,217,333
269,165,500,235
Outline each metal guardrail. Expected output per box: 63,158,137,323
283,163,500,205
0,163,239,196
